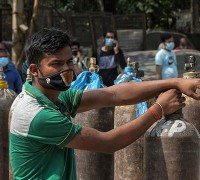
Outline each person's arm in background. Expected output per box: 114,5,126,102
113,39,126,69
156,65,162,80
73,57,83,75
155,51,163,80
115,48,126,69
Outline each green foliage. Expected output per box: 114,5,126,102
116,0,185,30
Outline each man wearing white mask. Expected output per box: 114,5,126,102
155,34,178,80
0,42,22,94
94,30,126,86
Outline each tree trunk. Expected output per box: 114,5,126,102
29,0,39,36
12,0,24,65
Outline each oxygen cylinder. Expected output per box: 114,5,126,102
182,55,200,132
0,66,17,180
26,68,32,81
144,110,200,180
73,57,114,180
114,58,146,180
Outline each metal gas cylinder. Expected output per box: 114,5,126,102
73,57,114,180
144,110,200,180
114,58,146,180
26,68,32,81
0,66,16,180
182,55,200,132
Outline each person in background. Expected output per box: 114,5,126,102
158,34,166,50
93,30,126,87
21,59,29,83
174,37,193,50
71,41,89,73
9,28,200,180
0,42,22,94
155,34,178,80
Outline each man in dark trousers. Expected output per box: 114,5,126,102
94,30,126,86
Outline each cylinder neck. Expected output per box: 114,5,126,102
183,55,200,79
165,109,183,121
183,72,200,79
89,57,99,72
0,66,8,88
26,68,32,81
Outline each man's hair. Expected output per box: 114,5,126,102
160,34,173,42
0,41,10,53
103,30,117,39
71,41,80,48
25,28,71,66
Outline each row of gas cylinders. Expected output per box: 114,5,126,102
0,56,200,180
74,56,200,180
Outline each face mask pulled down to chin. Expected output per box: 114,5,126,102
38,69,76,91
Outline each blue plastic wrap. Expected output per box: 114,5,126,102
114,67,148,118
70,71,106,90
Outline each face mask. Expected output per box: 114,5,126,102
72,49,78,56
105,38,113,47
0,57,9,67
38,69,76,91
180,43,187,49
166,42,175,51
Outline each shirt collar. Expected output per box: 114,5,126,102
24,80,60,110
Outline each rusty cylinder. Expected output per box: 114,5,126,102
73,57,114,180
114,58,147,180
114,105,142,180
182,55,200,133
144,110,200,180
0,66,16,180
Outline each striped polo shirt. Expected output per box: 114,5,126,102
9,81,83,180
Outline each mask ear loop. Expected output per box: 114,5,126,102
37,66,45,76
37,66,51,84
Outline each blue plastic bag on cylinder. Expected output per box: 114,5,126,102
70,70,114,180
114,67,148,118
71,71,106,90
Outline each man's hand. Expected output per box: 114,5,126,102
177,78,200,100
113,39,119,54
156,89,185,116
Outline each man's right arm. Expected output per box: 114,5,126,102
67,89,185,153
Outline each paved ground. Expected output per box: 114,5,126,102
124,49,200,81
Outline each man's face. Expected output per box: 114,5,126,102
71,45,79,57
105,32,115,40
180,38,187,46
165,37,174,44
37,46,74,77
104,32,115,47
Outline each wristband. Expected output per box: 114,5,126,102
148,107,161,121
154,102,164,119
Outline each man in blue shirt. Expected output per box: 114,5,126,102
0,42,22,94
155,34,178,80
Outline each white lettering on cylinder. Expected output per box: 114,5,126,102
168,120,186,137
